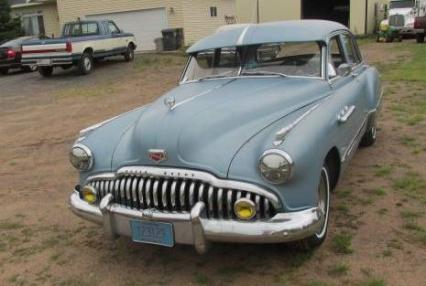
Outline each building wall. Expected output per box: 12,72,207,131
350,0,389,35
56,0,236,45
182,0,237,44
56,0,184,31
11,3,61,37
236,0,301,23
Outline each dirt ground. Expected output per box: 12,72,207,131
0,43,425,286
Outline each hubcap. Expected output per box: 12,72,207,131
371,125,377,139
84,57,91,70
315,167,330,239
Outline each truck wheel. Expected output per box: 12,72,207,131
298,165,331,250
416,33,425,43
0,68,8,75
78,52,93,75
38,66,53,77
124,45,135,62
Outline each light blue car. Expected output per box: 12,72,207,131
69,20,382,253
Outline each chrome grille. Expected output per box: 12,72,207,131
88,171,277,220
389,15,404,27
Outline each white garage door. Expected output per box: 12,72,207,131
86,8,167,51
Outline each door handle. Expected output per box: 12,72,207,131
337,105,356,124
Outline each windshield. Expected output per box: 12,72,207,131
390,0,414,9
0,36,34,48
182,41,322,82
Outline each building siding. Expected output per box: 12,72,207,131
11,3,60,37
236,0,301,23
182,0,237,45
56,0,236,46
237,0,389,35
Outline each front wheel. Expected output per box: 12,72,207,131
124,45,135,62
38,66,53,77
299,165,331,249
416,33,425,43
78,52,93,75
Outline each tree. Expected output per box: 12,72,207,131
0,0,23,43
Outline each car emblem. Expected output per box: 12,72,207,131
148,149,167,163
164,96,176,110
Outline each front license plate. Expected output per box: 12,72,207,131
37,59,51,65
130,220,174,247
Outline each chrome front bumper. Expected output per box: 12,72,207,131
69,190,323,253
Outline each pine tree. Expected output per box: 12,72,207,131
0,0,23,43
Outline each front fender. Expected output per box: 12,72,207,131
228,95,343,212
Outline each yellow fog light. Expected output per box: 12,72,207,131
82,185,97,204
234,198,256,220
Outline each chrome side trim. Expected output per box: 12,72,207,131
337,105,356,124
341,115,368,162
88,166,281,209
273,103,321,146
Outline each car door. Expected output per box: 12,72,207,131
328,33,368,164
107,21,122,53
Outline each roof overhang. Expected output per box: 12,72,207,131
11,0,56,9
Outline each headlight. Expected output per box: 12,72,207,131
69,144,93,171
259,149,293,184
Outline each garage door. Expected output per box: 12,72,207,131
86,8,168,51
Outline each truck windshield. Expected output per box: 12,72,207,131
182,41,322,82
390,0,415,9
63,22,100,37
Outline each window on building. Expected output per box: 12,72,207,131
22,14,45,36
210,7,218,17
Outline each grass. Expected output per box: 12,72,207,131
332,233,353,254
193,272,210,285
380,43,426,83
356,278,386,286
0,221,23,230
327,263,349,277
134,53,186,71
373,165,393,177
393,172,426,199
373,188,386,197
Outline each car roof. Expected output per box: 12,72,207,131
187,20,348,53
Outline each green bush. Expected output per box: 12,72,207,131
0,0,23,43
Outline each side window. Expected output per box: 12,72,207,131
328,36,345,78
340,34,361,65
108,22,120,34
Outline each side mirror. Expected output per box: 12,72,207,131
337,63,352,77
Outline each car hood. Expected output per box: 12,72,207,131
111,77,331,177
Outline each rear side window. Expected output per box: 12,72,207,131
64,22,99,37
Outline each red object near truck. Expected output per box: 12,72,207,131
414,15,426,43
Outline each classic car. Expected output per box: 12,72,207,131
0,36,43,75
21,20,136,77
69,20,382,253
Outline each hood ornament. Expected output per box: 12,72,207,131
164,96,176,110
148,149,167,163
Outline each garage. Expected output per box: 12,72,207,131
86,8,168,51
302,0,350,26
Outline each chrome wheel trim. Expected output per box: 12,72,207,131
84,57,92,71
371,125,377,140
315,167,330,239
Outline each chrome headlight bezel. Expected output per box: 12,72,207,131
69,144,93,171
259,149,293,185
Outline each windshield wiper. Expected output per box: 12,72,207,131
241,71,287,78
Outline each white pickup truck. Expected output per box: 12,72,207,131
21,20,137,77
